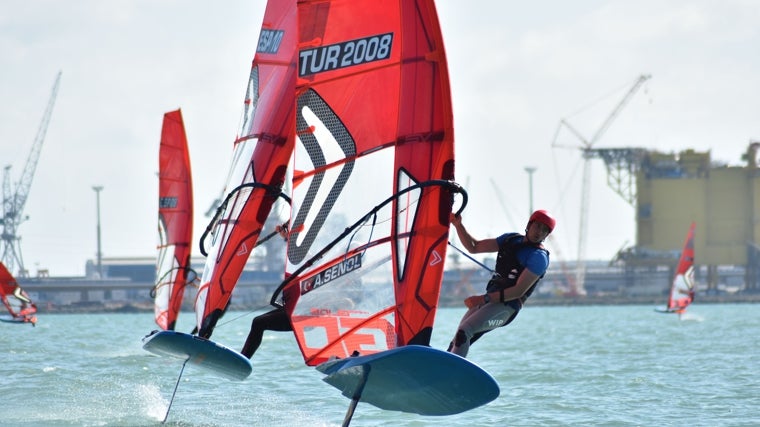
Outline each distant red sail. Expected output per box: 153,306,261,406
667,222,696,313
0,262,37,325
270,0,457,366
194,0,297,338
154,109,194,331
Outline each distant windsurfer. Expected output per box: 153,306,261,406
11,285,37,324
13,286,32,305
674,287,695,315
679,287,696,302
447,210,555,357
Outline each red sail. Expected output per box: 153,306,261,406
273,0,456,366
154,109,194,331
667,221,696,313
194,0,297,338
0,262,37,325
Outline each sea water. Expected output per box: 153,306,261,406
2,304,758,427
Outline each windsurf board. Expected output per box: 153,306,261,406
317,345,499,416
142,330,252,380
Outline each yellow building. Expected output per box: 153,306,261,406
595,142,760,292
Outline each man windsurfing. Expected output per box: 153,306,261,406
447,210,555,357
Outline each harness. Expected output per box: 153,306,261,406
486,233,549,303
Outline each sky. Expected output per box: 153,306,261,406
1,0,758,277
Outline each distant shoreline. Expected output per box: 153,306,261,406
524,293,760,307
34,293,760,314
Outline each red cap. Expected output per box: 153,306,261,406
529,210,556,232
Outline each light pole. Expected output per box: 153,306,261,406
524,167,536,216
92,186,103,278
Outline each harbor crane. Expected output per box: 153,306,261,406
552,74,651,294
1,71,62,277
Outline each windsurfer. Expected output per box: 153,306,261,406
446,210,555,357
241,224,292,360
13,286,32,307
675,288,695,314
679,287,696,301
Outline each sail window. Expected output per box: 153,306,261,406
395,169,420,281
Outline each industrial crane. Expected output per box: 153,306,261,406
552,74,651,294
1,71,62,277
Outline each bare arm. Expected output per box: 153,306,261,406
465,269,541,308
450,213,498,253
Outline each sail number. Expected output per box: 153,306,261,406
159,196,177,209
257,29,284,54
297,315,393,355
299,33,393,77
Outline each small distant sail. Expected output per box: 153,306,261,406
665,222,696,314
0,262,38,325
153,109,195,331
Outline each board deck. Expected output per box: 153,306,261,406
317,345,499,416
142,330,252,380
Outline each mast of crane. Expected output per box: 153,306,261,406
553,74,651,295
0,71,62,276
